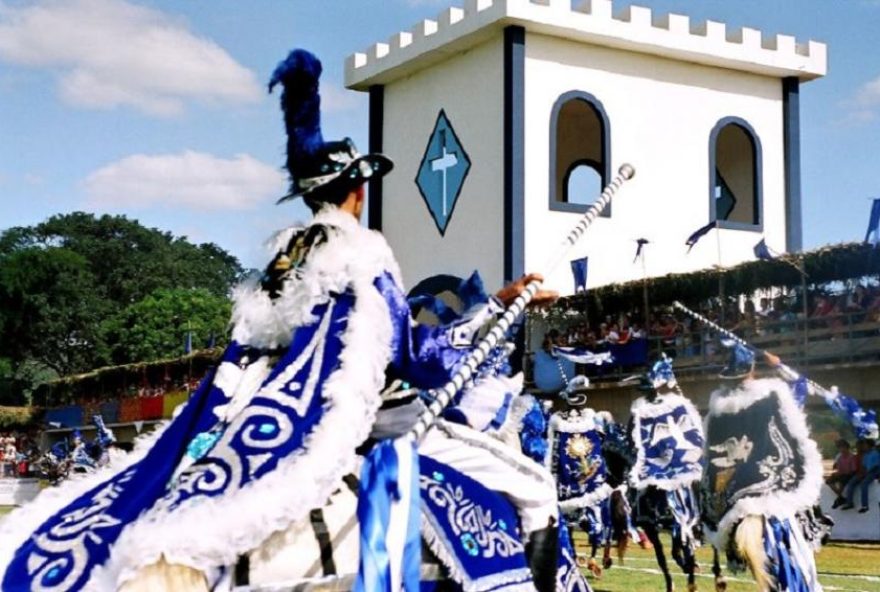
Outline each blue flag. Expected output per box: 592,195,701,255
753,238,774,261
865,198,880,246
685,220,716,252
634,238,649,263
570,257,588,293
184,331,193,354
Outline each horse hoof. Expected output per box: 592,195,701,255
575,553,588,568
714,577,727,592
602,556,612,570
587,558,603,579
688,583,698,592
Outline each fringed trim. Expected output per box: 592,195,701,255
629,393,704,492
89,213,397,591
421,514,533,592
0,417,172,572
559,484,613,513
706,378,824,550
230,207,402,351
421,514,468,586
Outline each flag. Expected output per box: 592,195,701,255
570,257,588,293
685,220,716,252
184,331,193,354
865,198,880,246
753,238,774,261
634,238,649,263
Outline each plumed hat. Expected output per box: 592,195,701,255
719,341,755,380
269,49,392,203
648,353,677,389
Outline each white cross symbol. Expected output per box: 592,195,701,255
430,130,459,217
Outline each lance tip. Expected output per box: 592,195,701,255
618,163,635,180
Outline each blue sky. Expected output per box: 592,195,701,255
0,0,878,269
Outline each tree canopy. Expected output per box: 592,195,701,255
0,213,244,401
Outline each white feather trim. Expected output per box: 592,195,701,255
705,378,824,549
629,393,704,491
85,211,398,590
230,208,402,351
0,417,172,572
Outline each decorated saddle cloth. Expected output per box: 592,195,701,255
702,378,823,547
546,408,611,512
629,392,704,491
419,455,532,592
0,209,403,591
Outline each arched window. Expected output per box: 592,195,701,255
550,91,610,215
710,117,762,229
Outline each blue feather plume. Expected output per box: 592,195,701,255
268,49,324,176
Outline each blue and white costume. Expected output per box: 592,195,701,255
629,358,704,569
703,346,824,592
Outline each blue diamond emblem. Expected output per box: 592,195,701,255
416,110,471,235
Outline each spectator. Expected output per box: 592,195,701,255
828,439,858,499
839,439,880,513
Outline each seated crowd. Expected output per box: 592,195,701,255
0,431,39,479
551,281,880,360
830,437,880,513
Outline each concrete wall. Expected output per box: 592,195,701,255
382,37,506,290
523,33,787,295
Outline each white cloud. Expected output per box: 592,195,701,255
84,151,287,210
0,0,261,116
839,75,880,125
854,76,880,109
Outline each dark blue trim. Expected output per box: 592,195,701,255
783,77,803,252
504,25,525,282
368,85,384,231
708,116,763,233
548,90,611,216
413,109,472,236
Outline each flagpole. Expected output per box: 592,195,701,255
799,254,809,361
714,220,725,325
641,246,649,340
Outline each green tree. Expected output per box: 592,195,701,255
103,288,231,364
0,212,243,305
0,247,109,375
0,213,243,379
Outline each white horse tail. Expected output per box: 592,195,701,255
734,515,771,592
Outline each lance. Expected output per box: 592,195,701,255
409,164,636,441
671,300,878,426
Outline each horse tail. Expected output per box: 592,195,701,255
734,515,772,592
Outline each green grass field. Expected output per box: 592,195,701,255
0,505,877,590
574,534,880,592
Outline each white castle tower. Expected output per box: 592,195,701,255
345,0,826,294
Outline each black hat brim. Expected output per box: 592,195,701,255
718,363,754,380
276,153,393,204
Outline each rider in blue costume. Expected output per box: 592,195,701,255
0,49,558,592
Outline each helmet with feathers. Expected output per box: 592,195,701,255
268,49,393,206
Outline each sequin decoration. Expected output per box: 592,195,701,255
461,533,479,557
186,431,221,461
